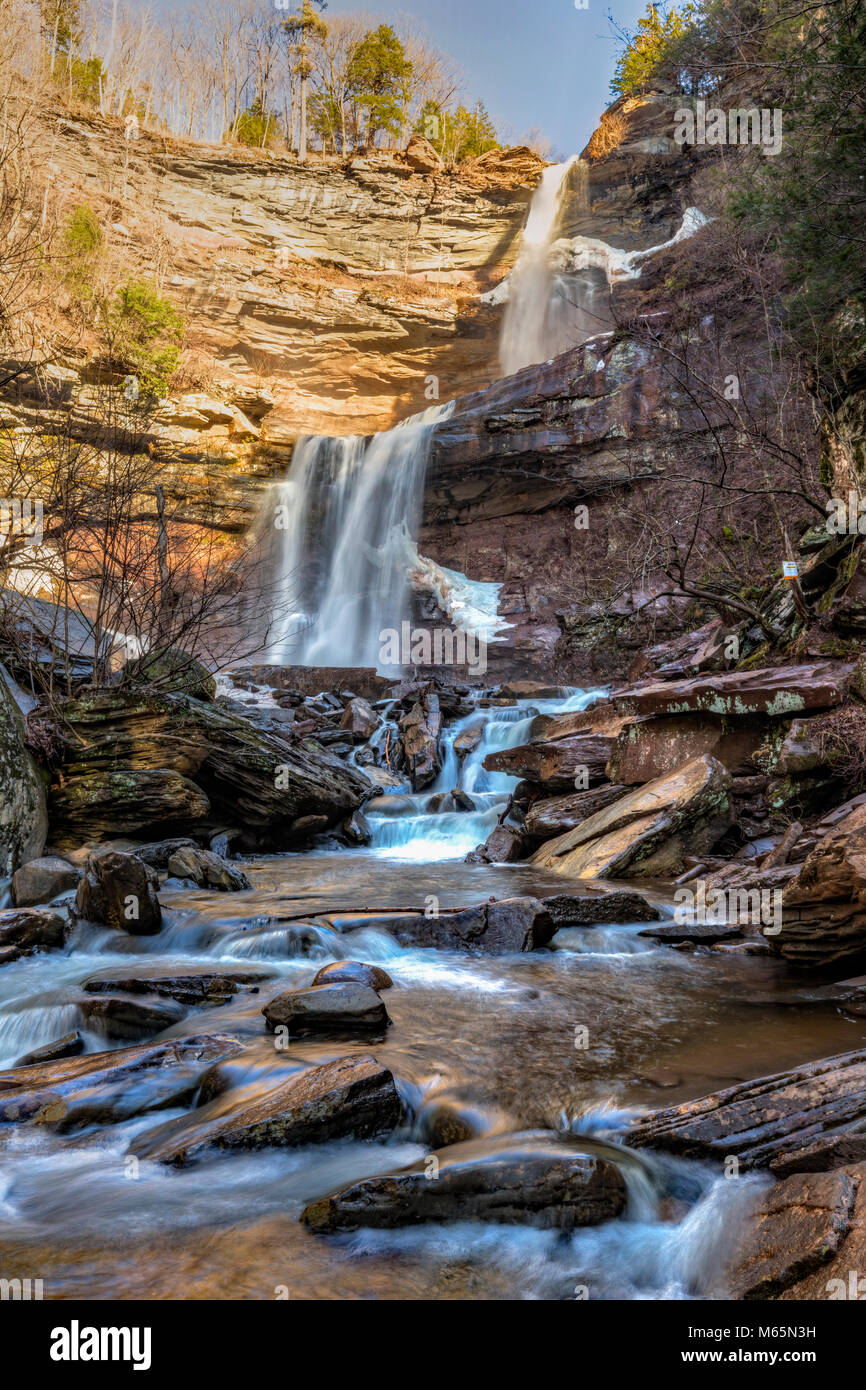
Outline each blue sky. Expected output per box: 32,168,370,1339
334,0,651,156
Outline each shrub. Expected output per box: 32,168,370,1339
107,281,185,399
61,204,102,298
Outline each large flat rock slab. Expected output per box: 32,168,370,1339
0,1034,242,1130
611,663,853,719
728,1168,860,1300
532,754,731,879
628,1048,866,1170
128,1054,403,1164
302,1131,627,1232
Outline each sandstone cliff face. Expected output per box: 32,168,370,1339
43,110,543,435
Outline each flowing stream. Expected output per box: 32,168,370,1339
2,689,866,1300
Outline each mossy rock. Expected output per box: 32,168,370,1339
121,649,216,702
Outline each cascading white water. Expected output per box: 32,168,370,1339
260,401,453,670
498,157,589,376
366,689,606,861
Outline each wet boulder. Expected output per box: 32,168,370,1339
383,896,554,953
532,755,732,880
166,845,251,891
12,855,81,907
397,692,441,789
82,963,274,1006
627,1046,866,1171
14,1031,85,1066
541,890,660,927
75,850,162,934
262,981,390,1036
466,824,527,864
128,1053,403,1164
312,961,393,991
0,907,66,957
0,1034,242,1130
77,992,186,1040
727,1168,860,1300
483,733,612,792
302,1132,627,1232
342,810,372,845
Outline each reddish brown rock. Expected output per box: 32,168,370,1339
728,1169,858,1300
483,734,612,791
611,663,853,720
774,816,866,968
606,715,767,784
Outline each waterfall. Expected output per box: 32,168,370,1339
258,401,453,670
498,157,588,377
366,689,605,861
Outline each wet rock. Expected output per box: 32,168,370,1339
262,981,390,1036
452,787,477,813
75,851,162,934
542,890,660,927
398,692,441,789
128,1054,403,1164
14,1031,85,1066
628,1047,866,1170
483,733,612,791
77,992,186,1040
383,896,554,953
50,769,212,845
312,961,393,991
116,838,199,870
525,785,628,838
82,963,274,1006
11,855,81,906
453,726,482,759
342,810,372,845
289,814,330,840
532,755,732,879
0,1034,241,1130
339,697,380,741
772,816,866,968
0,907,66,956
301,1132,627,1232
467,824,527,863
166,845,251,891
0,666,47,875
611,663,853,720
728,1169,857,1300
639,920,742,945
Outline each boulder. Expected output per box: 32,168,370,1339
483,733,612,791
0,907,66,956
81,963,274,1006
36,690,368,848
339,697,379,741
0,1034,241,1130
311,961,393,991
627,1047,866,1171
606,714,767,784
127,1053,403,1164
532,755,732,879
12,855,81,906
75,850,162,934
453,725,482,759
525,785,628,838
166,845,251,891
76,992,186,1040
611,663,853,720
542,890,660,927
302,1132,627,1232
404,132,444,174
50,769,211,846
342,810,372,845
382,896,554,953
727,1169,858,1300
466,824,527,864
121,648,216,702
262,981,390,1036
14,1031,85,1066
0,667,47,875
398,692,441,789
772,819,866,968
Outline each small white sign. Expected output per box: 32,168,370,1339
782,560,799,579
